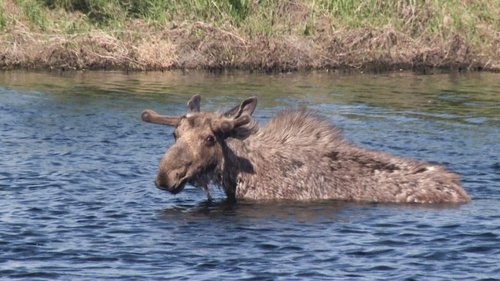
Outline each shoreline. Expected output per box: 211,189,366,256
1,1,498,73
2,27,497,73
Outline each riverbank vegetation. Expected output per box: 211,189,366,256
1,0,498,71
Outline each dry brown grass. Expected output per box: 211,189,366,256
1,23,496,72
0,0,498,72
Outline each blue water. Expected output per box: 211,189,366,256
0,71,499,280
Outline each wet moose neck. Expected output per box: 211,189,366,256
218,138,256,200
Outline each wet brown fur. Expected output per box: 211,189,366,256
142,96,470,204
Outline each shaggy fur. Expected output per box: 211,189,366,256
142,96,470,204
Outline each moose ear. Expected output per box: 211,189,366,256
187,94,201,113
224,97,257,119
215,115,252,134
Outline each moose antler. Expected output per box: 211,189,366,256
141,109,181,127
187,94,201,113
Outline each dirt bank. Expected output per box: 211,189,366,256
1,1,499,72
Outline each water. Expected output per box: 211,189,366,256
0,71,499,280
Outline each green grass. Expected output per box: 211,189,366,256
39,0,249,27
0,5,6,30
14,0,51,30
1,0,498,71
1,0,497,48
3,0,498,41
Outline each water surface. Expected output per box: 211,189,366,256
0,71,499,280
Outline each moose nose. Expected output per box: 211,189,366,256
154,168,188,191
154,177,168,190
155,170,171,190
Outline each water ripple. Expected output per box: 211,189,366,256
1,72,499,280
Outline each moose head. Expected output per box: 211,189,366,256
141,95,257,196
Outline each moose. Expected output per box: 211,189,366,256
141,95,470,204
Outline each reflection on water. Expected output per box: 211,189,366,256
1,71,498,119
159,199,466,226
159,200,353,224
0,71,499,280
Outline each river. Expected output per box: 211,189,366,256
0,71,499,280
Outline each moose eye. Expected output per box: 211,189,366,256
205,135,215,146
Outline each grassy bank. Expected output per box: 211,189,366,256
1,0,499,72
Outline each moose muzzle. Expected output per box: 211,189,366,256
154,144,193,194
